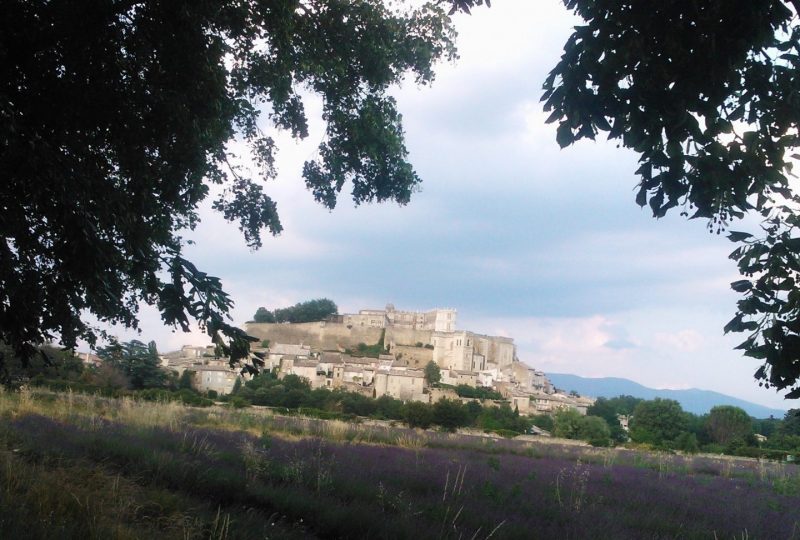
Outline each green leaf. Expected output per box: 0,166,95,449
724,315,745,334
730,280,752,293
727,231,753,242
556,122,574,148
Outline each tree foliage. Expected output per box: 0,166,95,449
275,299,338,323
424,360,442,385
553,408,610,445
253,308,276,324
253,299,338,324
431,398,470,431
96,340,167,390
779,408,800,436
1,0,458,371
579,415,612,447
542,0,800,397
629,399,688,447
553,408,584,439
705,405,753,445
587,397,627,442
404,401,434,429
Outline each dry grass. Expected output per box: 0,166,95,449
114,396,185,431
0,449,220,539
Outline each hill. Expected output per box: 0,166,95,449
547,373,787,418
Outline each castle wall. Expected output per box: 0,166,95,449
390,344,433,368
384,327,433,348
245,321,383,351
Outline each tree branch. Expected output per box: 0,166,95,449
790,0,800,18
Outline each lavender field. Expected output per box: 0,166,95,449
1,388,799,539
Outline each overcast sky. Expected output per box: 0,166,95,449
105,1,789,410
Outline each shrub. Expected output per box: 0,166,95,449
494,429,521,439
229,396,251,409
404,401,433,429
531,414,554,432
432,399,470,431
674,432,699,453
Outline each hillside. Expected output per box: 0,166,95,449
2,388,798,539
547,373,788,418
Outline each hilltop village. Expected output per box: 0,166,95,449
160,305,594,417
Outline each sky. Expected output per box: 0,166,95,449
103,0,790,411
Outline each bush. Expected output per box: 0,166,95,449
137,388,174,402
493,429,521,438
477,404,532,433
455,385,502,400
531,414,554,432
374,395,404,420
674,432,699,453
432,399,470,431
176,389,213,407
229,396,251,409
404,401,433,429
178,370,195,390
579,416,611,447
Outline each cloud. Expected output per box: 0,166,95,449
604,338,638,350
653,330,705,353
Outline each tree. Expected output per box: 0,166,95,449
1,1,461,374
253,308,276,324
531,414,554,433
674,432,700,454
404,401,433,429
587,397,627,443
779,409,800,436
706,405,753,446
179,369,196,390
432,398,470,431
578,415,612,447
424,361,442,386
753,415,781,438
605,395,644,417
629,399,688,447
553,408,584,439
272,299,339,323
96,339,167,390
542,0,800,397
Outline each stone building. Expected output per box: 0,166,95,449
191,365,240,395
373,369,426,402
432,331,515,372
343,304,456,332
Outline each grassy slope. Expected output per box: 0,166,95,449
0,387,799,539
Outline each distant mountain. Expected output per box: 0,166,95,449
546,373,788,419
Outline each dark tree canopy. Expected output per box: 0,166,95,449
586,397,627,442
779,408,800,436
424,360,441,385
96,339,167,390
543,0,800,397
705,405,753,445
1,0,460,371
256,298,338,324
253,307,276,324
629,399,688,447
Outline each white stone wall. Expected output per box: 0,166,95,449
193,368,238,395
373,371,425,401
